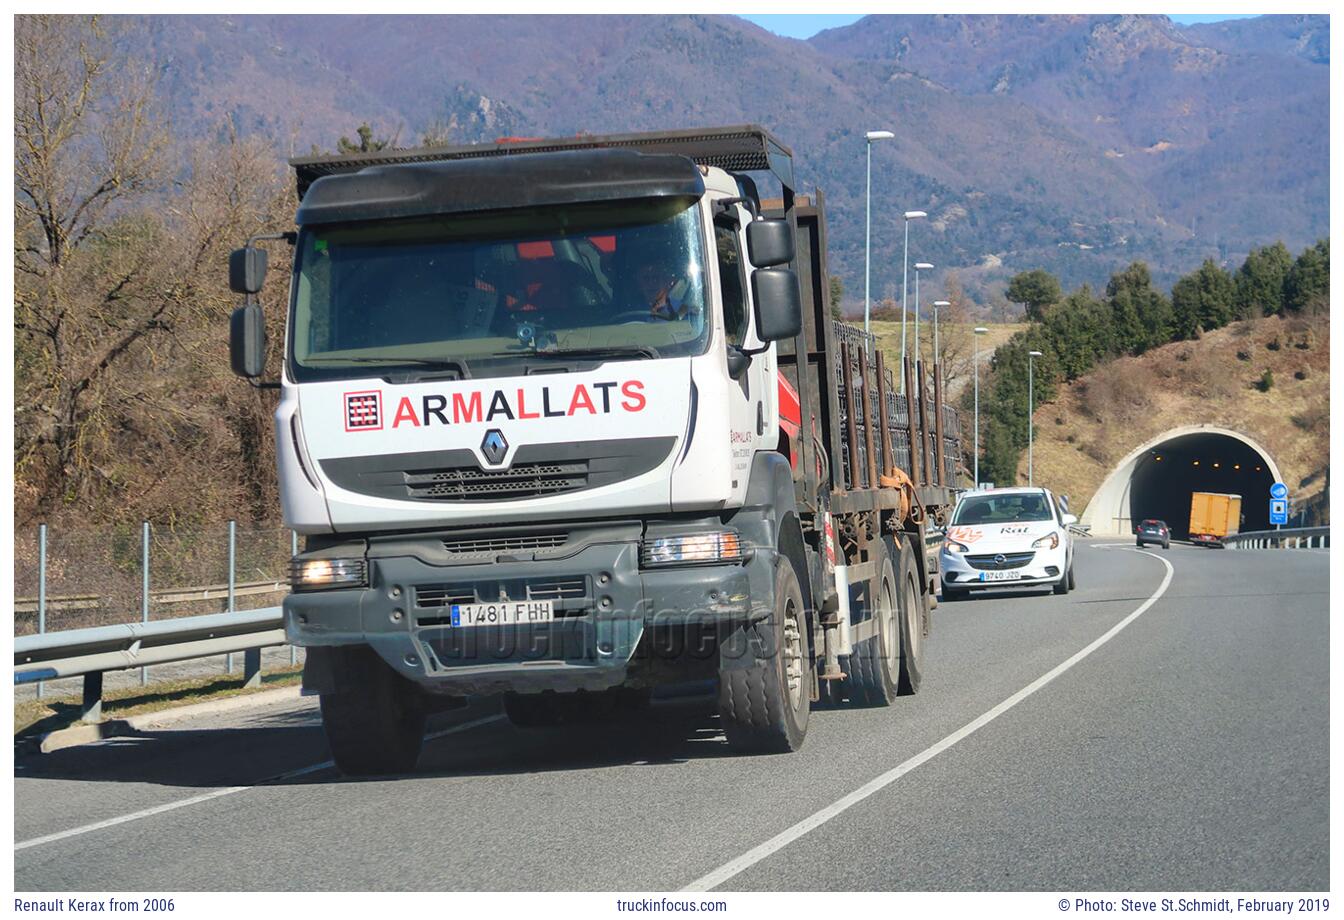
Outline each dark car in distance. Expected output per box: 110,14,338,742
1135,519,1171,549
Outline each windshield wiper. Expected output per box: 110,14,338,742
489,345,661,361
303,355,470,378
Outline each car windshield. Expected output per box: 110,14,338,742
289,198,709,382
952,493,1055,525
1142,520,1166,528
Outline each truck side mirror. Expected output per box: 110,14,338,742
229,247,268,295
745,219,794,268
230,303,268,378
751,268,802,343
1062,513,1078,527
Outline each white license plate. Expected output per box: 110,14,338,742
979,570,1021,582
449,601,554,626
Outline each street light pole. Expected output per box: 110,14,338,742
914,262,933,365
864,130,894,337
932,300,950,373
900,210,927,392
1028,350,1043,486
974,326,988,487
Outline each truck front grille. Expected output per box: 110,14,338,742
414,577,591,612
966,552,1035,571
525,578,587,600
442,532,569,556
415,586,476,608
407,462,588,501
319,437,675,504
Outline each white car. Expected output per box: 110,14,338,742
939,487,1076,601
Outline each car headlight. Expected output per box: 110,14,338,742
1032,532,1060,550
289,557,368,591
944,539,970,554
642,531,745,567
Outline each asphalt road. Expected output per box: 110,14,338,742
14,540,1329,891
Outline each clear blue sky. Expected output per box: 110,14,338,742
741,14,1255,40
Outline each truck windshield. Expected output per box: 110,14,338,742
288,198,708,382
952,493,1054,525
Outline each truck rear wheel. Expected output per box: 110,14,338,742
843,540,901,706
319,647,426,777
718,560,811,753
894,536,926,696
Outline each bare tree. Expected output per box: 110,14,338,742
14,15,294,525
15,15,169,507
933,272,975,397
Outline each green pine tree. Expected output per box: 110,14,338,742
1234,241,1293,318
1284,239,1329,313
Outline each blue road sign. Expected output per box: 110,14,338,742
1270,482,1288,500
1270,499,1288,526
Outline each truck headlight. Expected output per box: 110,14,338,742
642,531,745,567
1032,532,1060,550
289,557,368,591
944,539,970,554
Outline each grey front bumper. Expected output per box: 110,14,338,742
285,521,774,695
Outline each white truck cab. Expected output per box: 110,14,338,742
229,127,956,775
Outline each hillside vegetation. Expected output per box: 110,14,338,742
870,319,1027,401
1025,313,1329,515
104,13,1329,305
974,239,1329,486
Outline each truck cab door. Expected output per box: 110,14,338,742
711,201,772,496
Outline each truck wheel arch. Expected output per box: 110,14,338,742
741,451,817,634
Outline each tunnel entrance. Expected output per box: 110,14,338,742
1081,426,1282,537
1128,434,1274,538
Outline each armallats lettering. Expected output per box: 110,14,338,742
359,379,647,430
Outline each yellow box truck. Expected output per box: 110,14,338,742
1189,492,1242,547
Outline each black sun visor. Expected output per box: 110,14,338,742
294,148,707,227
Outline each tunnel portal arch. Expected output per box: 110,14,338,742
1080,426,1283,538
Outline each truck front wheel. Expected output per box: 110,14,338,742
718,560,811,754
319,647,427,776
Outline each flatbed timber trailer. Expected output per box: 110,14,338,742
229,125,962,774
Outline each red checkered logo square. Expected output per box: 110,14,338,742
344,390,382,431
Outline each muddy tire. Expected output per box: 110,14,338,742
718,560,811,754
320,647,427,777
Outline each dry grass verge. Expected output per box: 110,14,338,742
15,667,303,738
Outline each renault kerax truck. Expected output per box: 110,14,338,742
229,126,961,774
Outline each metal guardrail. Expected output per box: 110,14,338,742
1225,527,1330,550
14,606,286,722
15,580,287,615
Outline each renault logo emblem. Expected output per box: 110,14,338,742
994,553,1006,566
481,429,509,466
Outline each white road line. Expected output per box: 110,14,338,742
684,549,1175,892
15,714,505,852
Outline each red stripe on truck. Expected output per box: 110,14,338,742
777,372,801,438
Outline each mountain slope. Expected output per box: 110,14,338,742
1184,14,1329,64
811,14,1329,269
105,13,1328,307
